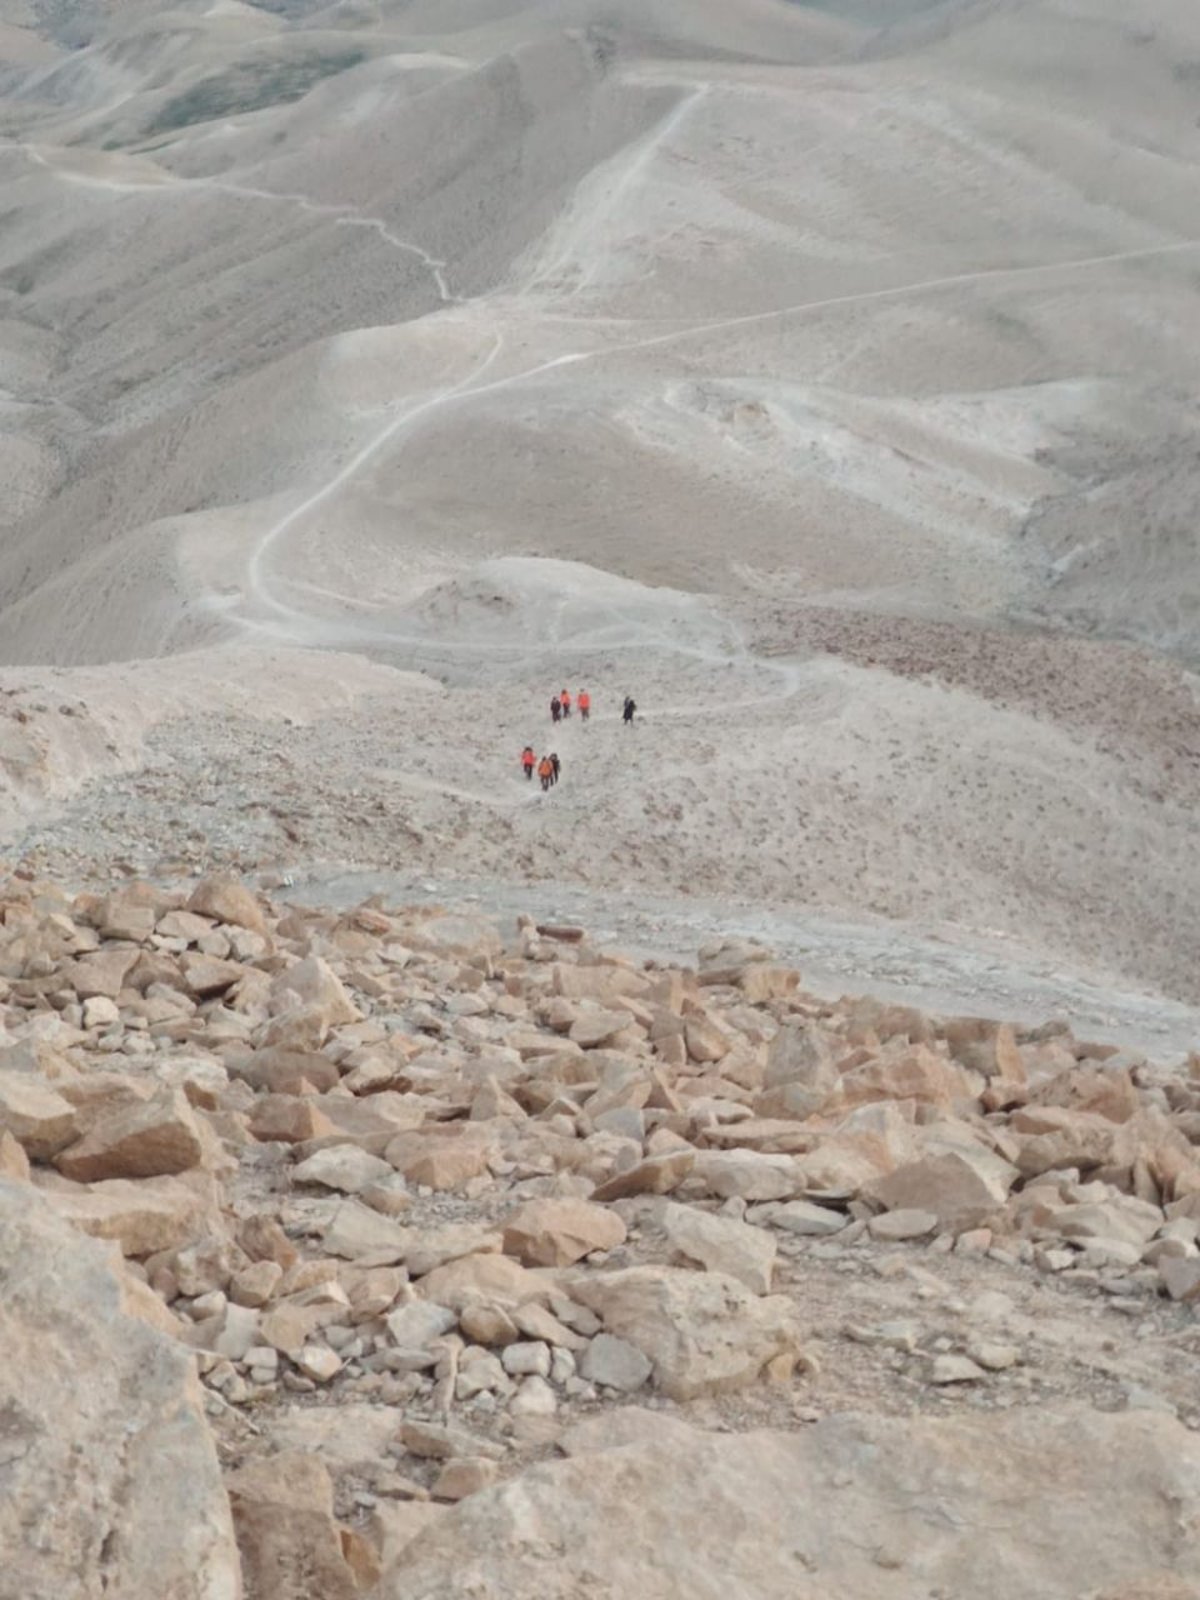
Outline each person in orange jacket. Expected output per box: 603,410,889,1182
537,755,554,791
578,690,590,722
560,688,572,718
521,745,536,780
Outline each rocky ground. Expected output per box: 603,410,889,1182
4,871,1200,1598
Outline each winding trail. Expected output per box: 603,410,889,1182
22,144,456,303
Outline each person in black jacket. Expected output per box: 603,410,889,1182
622,696,636,725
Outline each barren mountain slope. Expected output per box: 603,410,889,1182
0,0,1195,1015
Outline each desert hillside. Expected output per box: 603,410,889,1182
0,0,1197,1020
0,2,1198,1594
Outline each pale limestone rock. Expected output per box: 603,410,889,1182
0,1069,77,1158
377,1410,1200,1599
691,1149,801,1202
868,1208,938,1242
0,1184,239,1600
867,1148,1016,1232
657,1200,776,1294
56,1086,203,1181
226,1451,357,1600
187,875,268,935
590,1149,695,1202
579,1333,652,1393
38,1170,220,1256
293,1143,394,1194
570,1266,800,1401
433,1458,499,1502
322,1199,408,1264
501,1197,627,1267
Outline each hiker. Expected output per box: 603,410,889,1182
550,752,561,785
538,754,554,791
551,696,561,724
623,695,636,725
578,689,590,722
521,745,535,781
560,688,572,718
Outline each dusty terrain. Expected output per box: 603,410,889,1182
0,0,1195,1017
0,0,1199,1595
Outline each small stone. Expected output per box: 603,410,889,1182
968,1342,1020,1372
1160,1257,1200,1302
929,1355,986,1385
229,1260,283,1309
296,1345,342,1383
432,1458,498,1502
509,1375,557,1416
579,1333,652,1393
500,1341,551,1378
868,1209,938,1242
83,996,121,1030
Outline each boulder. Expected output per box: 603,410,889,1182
226,1451,358,1600
271,956,361,1026
293,1144,394,1194
502,1198,627,1268
0,1183,239,1600
570,1266,800,1400
657,1200,776,1294
38,1171,221,1256
835,1046,976,1112
55,1086,204,1181
591,1149,695,1202
866,1148,1017,1232
69,947,138,1000
322,1199,408,1264
417,1253,549,1313
187,874,268,935
0,1069,77,1158
375,1408,1200,1600
691,1149,801,1202
386,1128,494,1192
250,1095,337,1145
762,1021,836,1110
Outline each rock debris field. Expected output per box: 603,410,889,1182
4,872,1200,1599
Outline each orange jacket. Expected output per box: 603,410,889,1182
560,690,571,705
578,692,590,710
537,757,553,778
521,749,535,767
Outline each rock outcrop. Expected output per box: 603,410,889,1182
0,1182,239,1600
375,1408,1200,1599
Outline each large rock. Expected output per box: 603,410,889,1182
501,1198,627,1268
376,1408,1200,1599
569,1266,799,1400
0,1069,77,1158
187,874,268,935
36,1170,221,1256
0,1183,239,1600
591,1149,694,1202
55,1086,204,1181
293,1144,394,1194
866,1148,1017,1232
270,956,360,1026
762,1021,837,1110
691,1149,801,1202
226,1451,357,1600
657,1200,776,1294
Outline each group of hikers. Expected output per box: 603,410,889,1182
550,687,588,723
521,689,638,791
